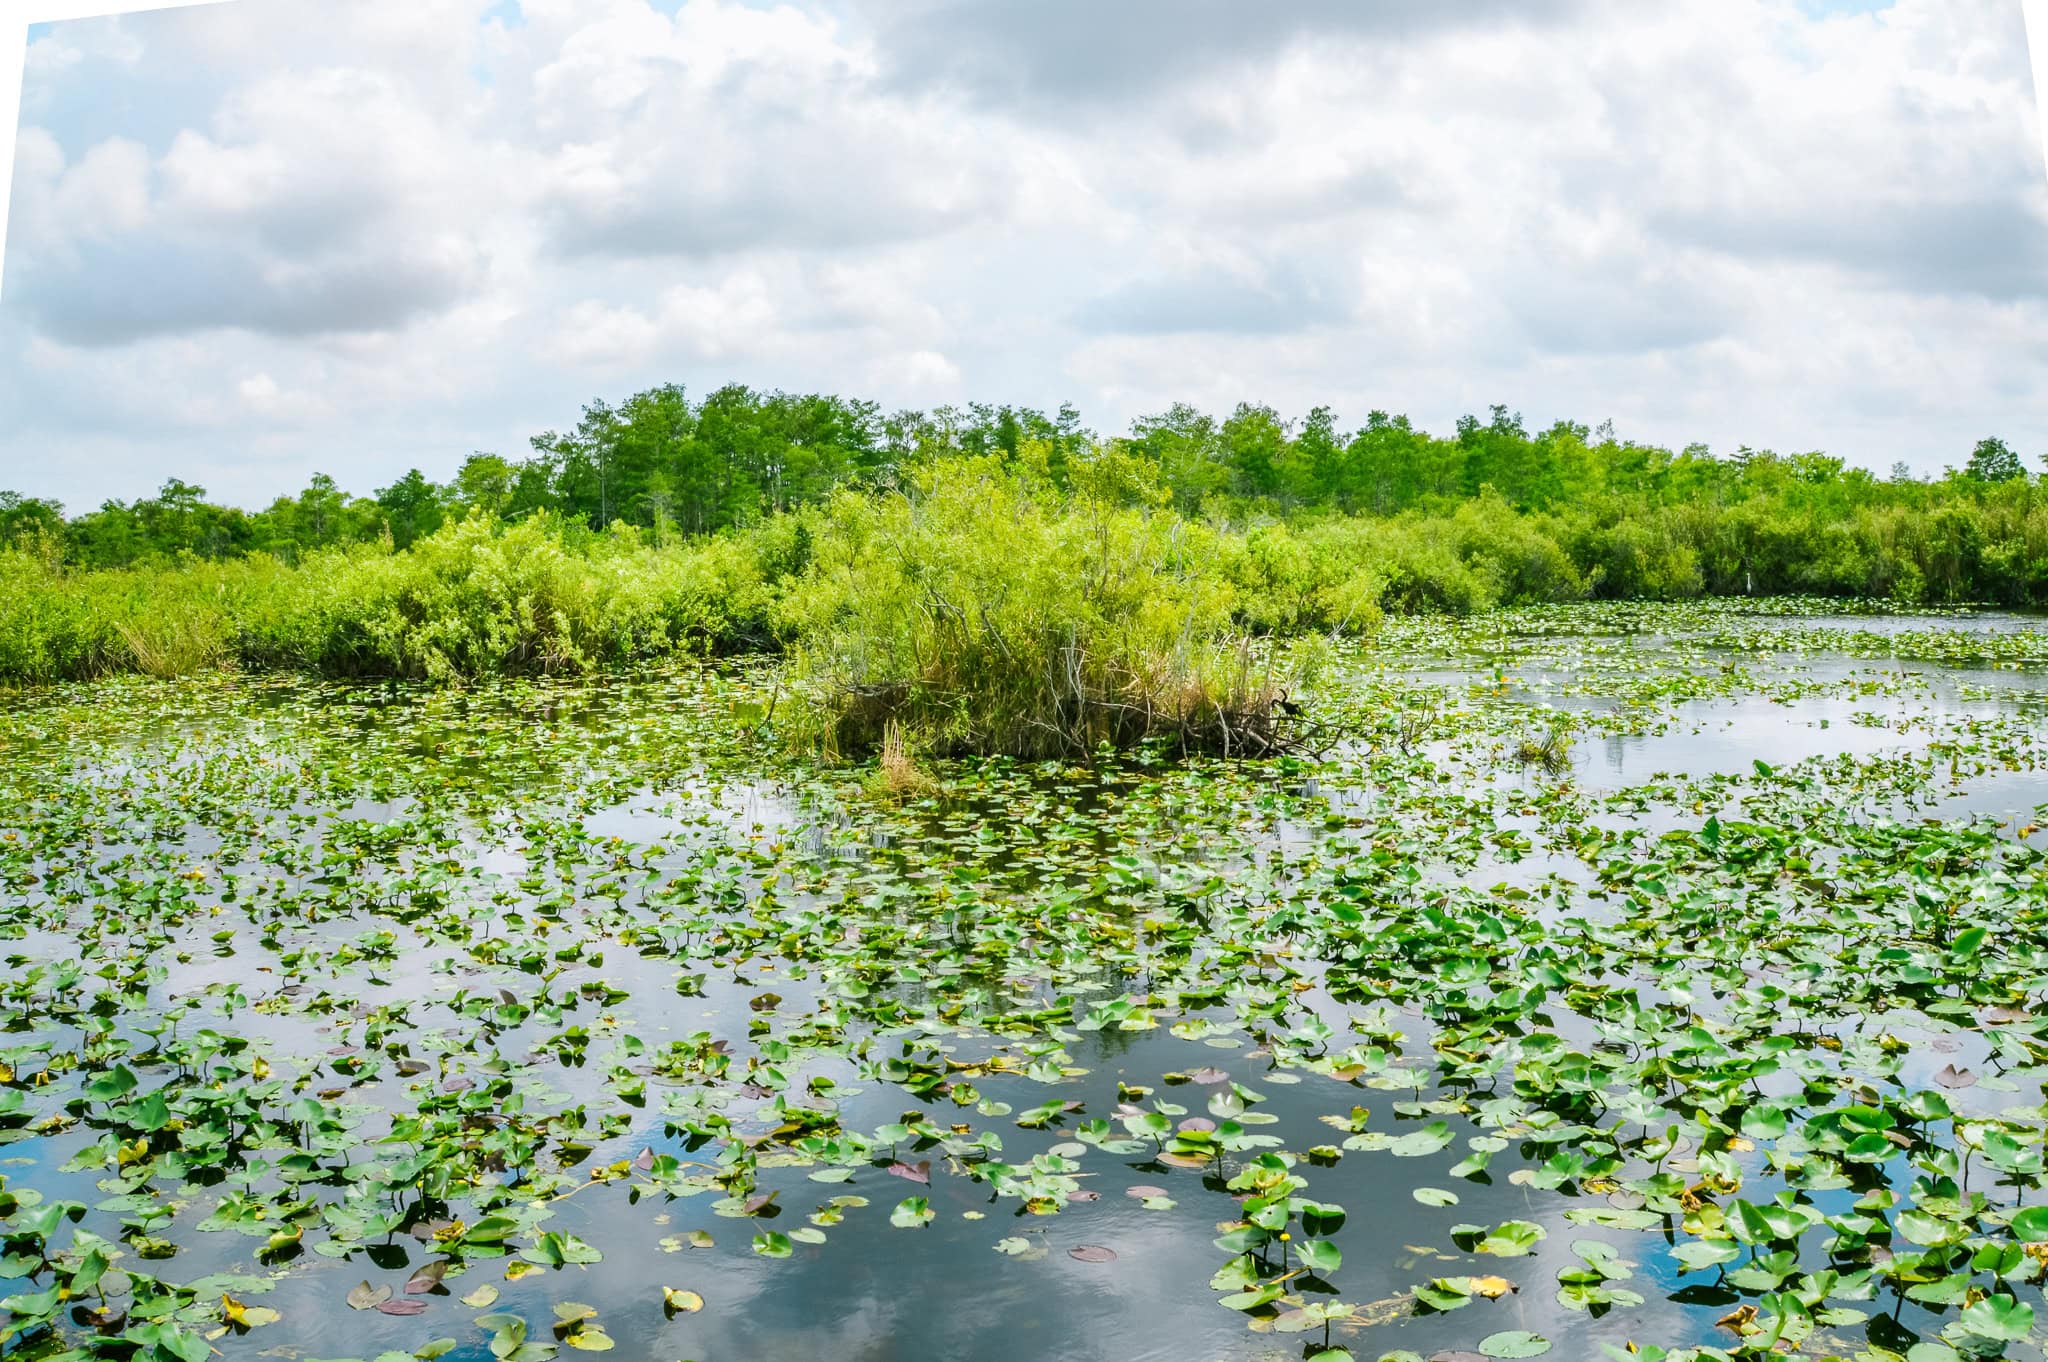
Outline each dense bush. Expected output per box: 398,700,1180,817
1558,508,1703,601
232,514,769,681
776,457,1315,758
4,453,2046,712
0,515,771,687
0,549,247,684
1211,521,1385,636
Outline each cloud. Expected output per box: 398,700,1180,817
1598,0,2048,300
1505,264,1737,358
548,273,777,367
1656,195,2048,300
4,0,2048,512
15,223,481,347
869,0,1591,111
534,92,1005,260
897,348,960,393
1074,261,1353,336
8,132,151,255
236,370,334,424
517,0,1022,260
9,36,505,346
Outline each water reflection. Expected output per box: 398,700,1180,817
3,609,2046,1361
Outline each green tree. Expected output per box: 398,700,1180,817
1967,437,2024,483
250,473,366,560
1293,405,1346,506
452,453,516,518
1457,405,1536,501
1127,403,1228,512
295,473,355,546
0,491,65,551
1345,410,1454,512
376,469,446,549
1221,402,1292,500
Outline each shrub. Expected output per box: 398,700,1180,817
233,513,768,681
0,551,104,683
775,458,1320,758
1212,521,1385,636
1435,497,1584,605
1368,524,1499,615
0,550,244,683
1563,513,1703,600
7,459,2044,696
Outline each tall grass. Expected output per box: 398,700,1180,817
776,457,1322,758
0,550,243,683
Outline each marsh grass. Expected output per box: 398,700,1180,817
113,609,232,679
1513,720,1575,771
1,514,772,687
780,457,1326,759
12,448,2046,734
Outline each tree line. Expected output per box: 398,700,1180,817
2,381,2041,570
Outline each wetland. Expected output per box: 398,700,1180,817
2,601,2046,1362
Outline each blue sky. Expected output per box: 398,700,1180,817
2,0,2044,510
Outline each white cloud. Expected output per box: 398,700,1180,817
549,273,777,367
2,0,2046,512
235,369,331,423
9,131,151,255
897,348,960,394
521,2,1024,261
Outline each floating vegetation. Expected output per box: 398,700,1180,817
0,603,2045,1361
1511,717,1574,771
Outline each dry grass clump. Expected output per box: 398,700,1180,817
868,719,940,800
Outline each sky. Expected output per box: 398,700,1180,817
2,0,2045,511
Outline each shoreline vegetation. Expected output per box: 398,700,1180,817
5,391,2045,755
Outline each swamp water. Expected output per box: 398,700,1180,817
1,602,2046,1362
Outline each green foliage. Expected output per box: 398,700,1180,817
8,440,2048,698
776,455,1315,758
234,513,767,682
6,395,2048,695
0,515,770,686
1967,436,2025,483
0,549,244,683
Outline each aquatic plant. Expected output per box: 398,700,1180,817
2,604,2045,1359
1512,719,1574,771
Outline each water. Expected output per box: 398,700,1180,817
2,603,2045,1361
